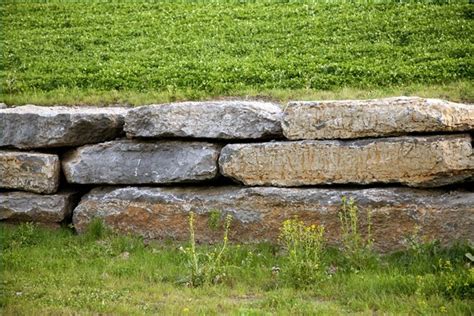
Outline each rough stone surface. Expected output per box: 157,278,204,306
62,140,220,184
0,105,128,149
73,186,474,252
0,151,60,193
125,101,283,139
0,191,78,223
283,97,474,140
219,134,474,187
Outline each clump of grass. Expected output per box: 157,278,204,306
1,222,41,248
83,217,111,241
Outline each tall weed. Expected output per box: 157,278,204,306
338,196,377,271
180,211,233,287
279,218,326,288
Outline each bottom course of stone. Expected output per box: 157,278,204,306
73,186,473,252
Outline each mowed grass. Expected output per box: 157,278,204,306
1,1,473,105
1,223,472,315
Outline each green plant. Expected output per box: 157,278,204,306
207,209,221,231
83,217,111,241
401,224,443,273
278,218,326,288
180,211,233,287
414,259,474,301
403,225,437,254
10,222,38,247
338,196,376,271
437,259,474,299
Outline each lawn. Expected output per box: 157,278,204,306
1,0,473,105
1,221,472,315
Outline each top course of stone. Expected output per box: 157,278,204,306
0,105,129,149
283,96,474,140
1,98,473,148
124,101,283,140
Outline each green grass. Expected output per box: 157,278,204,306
1,223,473,315
1,1,473,105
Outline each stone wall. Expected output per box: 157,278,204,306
1,97,473,251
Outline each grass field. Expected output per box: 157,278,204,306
1,1,473,105
1,222,473,315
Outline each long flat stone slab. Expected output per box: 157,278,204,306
0,191,78,224
124,101,283,139
219,134,474,187
62,140,220,184
72,186,474,252
0,151,60,194
0,105,128,149
283,97,474,140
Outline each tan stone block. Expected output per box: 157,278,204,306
283,97,474,140
0,151,60,193
219,134,474,187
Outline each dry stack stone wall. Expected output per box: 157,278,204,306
1,97,473,251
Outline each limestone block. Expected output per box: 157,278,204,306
62,140,220,184
283,97,474,140
0,105,128,148
125,101,283,139
219,134,474,187
0,191,78,223
0,151,60,193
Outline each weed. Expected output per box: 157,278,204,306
83,218,111,241
414,259,474,302
279,218,326,288
180,211,233,287
8,222,39,247
403,225,441,257
207,209,221,231
338,196,377,271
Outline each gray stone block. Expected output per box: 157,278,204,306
125,101,283,139
0,191,78,223
0,105,128,148
62,140,220,184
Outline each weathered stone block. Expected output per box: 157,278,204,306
283,97,474,140
282,97,474,140
219,134,474,187
0,105,128,149
0,191,78,223
0,151,60,193
72,186,474,252
124,101,283,139
62,140,220,184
